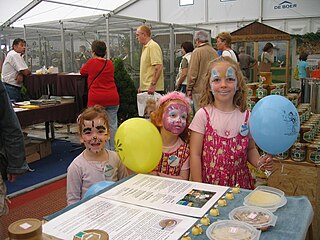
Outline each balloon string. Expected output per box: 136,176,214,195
279,159,287,175
257,153,272,178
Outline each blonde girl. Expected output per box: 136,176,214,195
189,56,272,189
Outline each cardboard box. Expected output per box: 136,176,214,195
25,142,40,156
39,140,52,158
26,152,41,163
24,139,52,163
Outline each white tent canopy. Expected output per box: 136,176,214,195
0,0,130,28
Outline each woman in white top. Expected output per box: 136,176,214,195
175,41,194,93
216,32,238,63
259,42,274,72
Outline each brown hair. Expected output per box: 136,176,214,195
91,40,106,57
138,25,151,37
263,42,273,52
199,56,248,112
216,32,232,47
150,99,191,142
77,105,110,134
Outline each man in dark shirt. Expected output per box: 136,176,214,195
238,47,257,82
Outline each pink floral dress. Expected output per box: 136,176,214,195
157,142,190,176
202,108,254,189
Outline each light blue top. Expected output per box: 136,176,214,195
298,60,309,78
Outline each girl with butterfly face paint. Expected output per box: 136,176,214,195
189,56,272,189
150,91,192,180
66,106,128,205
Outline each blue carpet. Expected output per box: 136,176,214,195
5,140,83,195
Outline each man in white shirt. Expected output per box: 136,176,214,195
1,38,31,102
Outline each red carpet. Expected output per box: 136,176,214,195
0,178,67,239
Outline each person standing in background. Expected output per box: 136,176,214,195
297,52,311,103
238,46,257,82
0,81,28,231
76,45,90,70
136,25,164,95
259,42,274,72
0,49,5,77
216,32,239,63
187,31,219,112
175,41,194,93
1,38,31,102
80,40,119,151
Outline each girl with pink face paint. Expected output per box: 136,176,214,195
150,91,192,180
189,56,272,189
66,106,128,205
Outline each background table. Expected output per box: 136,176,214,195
15,103,77,139
24,74,87,114
45,175,314,240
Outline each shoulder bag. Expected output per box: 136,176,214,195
83,60,107,106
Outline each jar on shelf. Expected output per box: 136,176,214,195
306,144,320,164
300,124,314,143
275,150,290,160
291,143,307,162
256,85,267,99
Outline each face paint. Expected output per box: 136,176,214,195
81,118,109,153
226,66,238,92
210,65,238,94
210,68,220,94
163,103,188,135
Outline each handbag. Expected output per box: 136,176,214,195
83,60,107,106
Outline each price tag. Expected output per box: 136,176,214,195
229,227,238,233
248,212,258,219
19,223,32,229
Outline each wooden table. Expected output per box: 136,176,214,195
15,103,77,139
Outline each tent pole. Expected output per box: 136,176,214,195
60,21,66,72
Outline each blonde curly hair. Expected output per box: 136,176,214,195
199,56,248,112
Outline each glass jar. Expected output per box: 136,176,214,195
291,143,307,162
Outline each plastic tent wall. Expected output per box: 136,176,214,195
115,0,320,36
0,1,210,91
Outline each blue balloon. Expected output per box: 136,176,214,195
249,95,300,155
84,181,115,199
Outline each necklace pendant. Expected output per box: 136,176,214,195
225,130,230,136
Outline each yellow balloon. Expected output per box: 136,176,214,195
115,118,162,173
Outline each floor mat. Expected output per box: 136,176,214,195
5,140,83,195
0,178,67,239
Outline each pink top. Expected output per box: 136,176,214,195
189,105,254,189
189,105,252,139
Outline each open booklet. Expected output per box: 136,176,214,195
43,174,229,240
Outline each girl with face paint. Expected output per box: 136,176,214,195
150,91,192,180
66,106,128,206
189,56,272,189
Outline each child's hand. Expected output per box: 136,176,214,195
258,154,273,171
150,171,159,176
